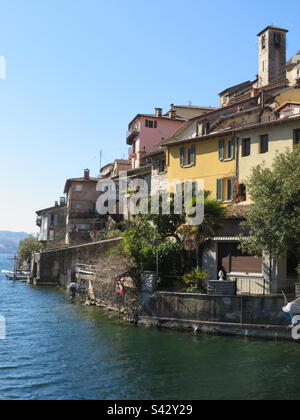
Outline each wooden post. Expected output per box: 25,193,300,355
13,255,17,282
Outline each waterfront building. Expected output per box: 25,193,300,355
159,27,300,294
36,198,67,250
64,169,104,246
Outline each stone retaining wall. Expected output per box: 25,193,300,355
34,238,121,286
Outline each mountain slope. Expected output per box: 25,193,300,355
0,231,30,254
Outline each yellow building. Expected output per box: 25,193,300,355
237,115,300,205
166,133,236,203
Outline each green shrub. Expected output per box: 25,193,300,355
182,268,209,293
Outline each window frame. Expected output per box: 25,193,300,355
145,119,157,129
241,138,251,157
294,129,300,145
180,145,196,168
260,134,269,154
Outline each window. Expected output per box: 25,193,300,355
260,135,269,154
294,129,300,145
76,184,83,192
261,34,266,49
274,32,282,48
219,138,235,161
145,120,157,129
237,184,247,202
216,177,235,202
197,121,210,136
242,138,251,157
180,145,196,167
227,139,235,160
158,158,166,173
219,139,225,161
217,179,223,201
226,178,233,201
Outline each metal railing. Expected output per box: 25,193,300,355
228,274,268,295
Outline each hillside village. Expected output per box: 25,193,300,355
35,26,300,297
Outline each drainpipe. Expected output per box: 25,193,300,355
233,132,240,201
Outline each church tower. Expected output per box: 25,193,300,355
257,26,288,87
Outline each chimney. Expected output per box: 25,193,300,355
155,107,162,117
169,109,177,119
84,169,90,180
60,197,66,206
55,201,59,207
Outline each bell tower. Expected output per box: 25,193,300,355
257,26,288,87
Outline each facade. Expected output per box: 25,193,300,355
64,169,104,245
237,115,300,201
127,107,186,170
146,150,168,196
158,25,300,294
126,105,214,170
36,199,67,250
166,133,236,202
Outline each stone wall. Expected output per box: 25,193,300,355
35,238,121,286
141,291,287,326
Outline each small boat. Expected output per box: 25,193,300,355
282,292,300,325
1,270,29,281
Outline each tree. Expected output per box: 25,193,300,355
122,219,195,275
176,191,226,267
19,236,43,263
240,146,300,275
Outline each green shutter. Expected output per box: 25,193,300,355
191,145,196,165
219,139,224,161
180,148,185,167
228,139,235,159
217,179,223,201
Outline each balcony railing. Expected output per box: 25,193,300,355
126,129,140,145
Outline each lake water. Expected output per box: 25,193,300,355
0,254,299,400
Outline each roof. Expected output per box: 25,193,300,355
219,81,253,97
257,26,289,37
128,113,186,129
127,164,152,176
36,204,66,216
275,102,300,113
162,114,300,147
144,148,165,158
114,159,131,165
225,204,251,219
160,84,292,147
172,105,215,110
64,176,99,194
100,163,113,172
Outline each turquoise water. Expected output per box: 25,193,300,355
0,254,299,400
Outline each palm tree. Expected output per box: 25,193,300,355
177,191,226,268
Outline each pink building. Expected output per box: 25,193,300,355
126,107,185,169
126,105,215,169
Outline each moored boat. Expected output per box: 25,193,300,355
1,270,30,281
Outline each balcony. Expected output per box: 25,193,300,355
126,129,140,145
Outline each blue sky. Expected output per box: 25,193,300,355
0,0,300,232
